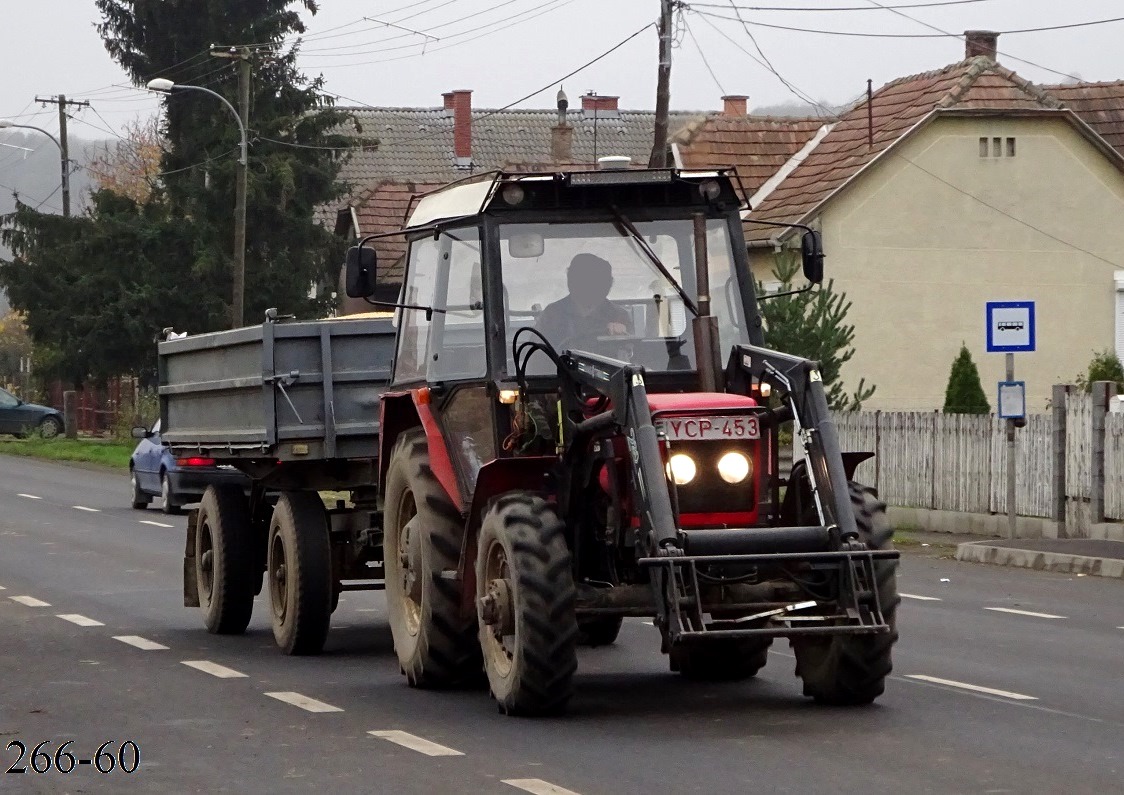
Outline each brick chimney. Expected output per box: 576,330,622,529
581,93,620,118
965,30,998,61
450,89,472,169
442,91,455,117
722,95,748,117
552,88,573,163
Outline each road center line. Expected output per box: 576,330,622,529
369,730,464,756
900,593,942,601
113,635,168,651
264,691,343,713
181,660,247,679
17,493,41,500
503,779,583,795
57,613,104,627
139,520,175,528
984,607,1065,620
905,674,1037,701
0,585,5,590
10,595,51,607
72,505,100,513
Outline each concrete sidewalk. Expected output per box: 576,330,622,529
955,537,1124,579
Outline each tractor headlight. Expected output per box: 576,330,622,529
666,453,697,486
717,451,751,484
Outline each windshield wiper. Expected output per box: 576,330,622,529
610,207,699,317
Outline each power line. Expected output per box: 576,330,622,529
682,16,728,97
859,0,1082,81
694,0,998,11
691,9,1124,38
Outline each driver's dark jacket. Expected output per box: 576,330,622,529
535,295,631,347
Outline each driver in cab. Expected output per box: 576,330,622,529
536,253,631,348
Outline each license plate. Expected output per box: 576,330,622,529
657,415,760,441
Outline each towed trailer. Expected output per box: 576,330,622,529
160,314,395,653
161,166,900,715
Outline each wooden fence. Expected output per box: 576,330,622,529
1105,412,1124,522
834,411,1054,518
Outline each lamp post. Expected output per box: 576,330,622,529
147,77,249,328
0,120,71,217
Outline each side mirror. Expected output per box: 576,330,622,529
131,426,150,440
345,246,378,298
800,230,824,284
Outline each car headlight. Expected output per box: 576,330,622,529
717,451,751,484
666,453,697,485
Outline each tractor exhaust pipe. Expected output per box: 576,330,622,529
691,213,723,392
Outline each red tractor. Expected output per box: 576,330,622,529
344,167,899,716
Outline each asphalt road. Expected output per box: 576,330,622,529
1,453,1121,794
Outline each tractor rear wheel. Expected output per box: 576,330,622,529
792,482,899,705
670,638,771,681
383,429,480,688
577,617,623,647
476,493,578,716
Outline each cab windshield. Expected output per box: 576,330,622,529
499,218,748,373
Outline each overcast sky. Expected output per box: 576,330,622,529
2,0,1123,143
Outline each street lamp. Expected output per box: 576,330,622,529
147,77,249,328
0,119,71,217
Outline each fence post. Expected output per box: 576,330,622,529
63,390,77,439
1052,384,1069,538
1091,381,1117,525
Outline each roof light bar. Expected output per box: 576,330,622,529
569,169,674,187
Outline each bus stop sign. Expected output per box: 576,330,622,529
986,301,1035,353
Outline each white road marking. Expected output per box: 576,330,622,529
900,593,942,601
355,608,379,613
0,585,5,590
17,493,41,500
264,691,343,713
984,607,1065,620
905,674,1037,701
181,660,247,679
72,505,100,513
113,635,168,651
57,614,104,627
369,730,464,756
10,595,51,607
503,779,583,795
139,520,174,528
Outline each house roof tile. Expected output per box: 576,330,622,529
1041,80,1124,155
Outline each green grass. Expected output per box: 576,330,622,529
0,437,134,469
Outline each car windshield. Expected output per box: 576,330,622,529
499,218,747,373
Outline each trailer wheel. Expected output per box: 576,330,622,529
384,429,480,687
669,638,771,681
476,493,578,716
267,492,332,655
196,484,256,635
792,482,899,705
577,617,623,647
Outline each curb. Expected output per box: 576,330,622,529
955,541,1124,579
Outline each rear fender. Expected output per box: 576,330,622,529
379,389,463,511
781,452,874,525
458,456,556,615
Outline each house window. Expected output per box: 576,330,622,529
1006,137,1017,157
979,137,989,157
992,137,1002,157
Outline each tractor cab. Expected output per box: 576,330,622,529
345,168,898,717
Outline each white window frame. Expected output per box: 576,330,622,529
1115,270,1124,363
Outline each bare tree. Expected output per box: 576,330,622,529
85,115,164,203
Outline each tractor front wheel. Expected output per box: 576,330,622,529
476,493,578,716
383,429,480,688
792,482,899,705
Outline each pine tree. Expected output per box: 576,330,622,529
942,344,990,414
755,250,876,410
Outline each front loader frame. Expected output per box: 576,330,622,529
546,343,897,647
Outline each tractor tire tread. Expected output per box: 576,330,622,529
270,491,332,656
197,484,256,635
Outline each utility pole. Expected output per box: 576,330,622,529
649,0,674,168
210,46,252,328
34,94,89,217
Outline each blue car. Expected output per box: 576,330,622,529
0,387,65,438
129,420,250,514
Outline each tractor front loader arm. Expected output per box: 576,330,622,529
553,349,679,556
725,344,860,545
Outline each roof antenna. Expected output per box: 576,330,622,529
867,79,874,149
